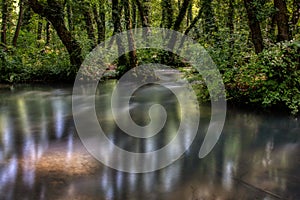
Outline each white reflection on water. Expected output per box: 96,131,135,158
67,132,73,160
161,161,181,192
0,111,14,160
18,98,36,188
23,135,36,187
52,97,65,139
0,156,17,199
101,168,109,189
262,138,274,167
37,99,49,159
100,168,114,200
142,172,155,193
128,173,137,192
222,160,233,191
116,171,123,191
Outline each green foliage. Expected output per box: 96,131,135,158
0,49,23,82
227,40,300,115
182,69,210,103
183,38,300,115
0,46,74,83
252,0,277,22
135,49,188,67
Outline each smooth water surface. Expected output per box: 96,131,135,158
0,82,299,200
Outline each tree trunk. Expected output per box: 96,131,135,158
187,0,193,27
290,0,300,36
99,0,106,42
132,1,137,28
168,0,190,51
93,6,101,43
93,0,106,44
123,0,138,69
143,0,151,28
12,0,25,47
1,0,9,50
173,0,190,31
66,0,74,32
135,0,151,35
112,0,123,34
22,5,33,31
227,0,234,63
166,0,190,65
268,14,277,42
274,0,290,41
112,0,127,67
161,0,173,28
202,0,218,34
28,0,83,68
160,0,165,27
178,6,202,50
244,0,264,54
45,21,51,46
82,3,96,49
37,18,43,41
184,6,203,35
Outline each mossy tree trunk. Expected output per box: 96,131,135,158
274,0,290,41
244,0,264,54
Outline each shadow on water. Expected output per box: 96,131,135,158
0,82,299,199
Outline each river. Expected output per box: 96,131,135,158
0,81,299,199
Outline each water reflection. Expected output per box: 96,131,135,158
0,110,14,160
0,83,299,199
52,97,64,139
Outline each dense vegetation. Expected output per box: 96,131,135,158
0,0,299,114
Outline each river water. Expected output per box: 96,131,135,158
0,81,299,200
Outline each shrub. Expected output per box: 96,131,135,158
228,40,300,115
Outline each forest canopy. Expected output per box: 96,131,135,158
0,0,299,114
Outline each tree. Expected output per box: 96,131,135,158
291,0,300,36
227,0,234,61
12,0,25,47
37,16,43,42
132,1,137,28
66,0,74,32
187,0,193,27
135,0,151,35
123,0,138,68
1,0,10,50
93,0,106,44
244,0,264,54
168,0,191,50
184,6,203,35
202,0,217,34
27,0,83,68
45,21,51,46
161,0,173,28
274,0,290,41
173,0,190,31
81,1,96,49
111,0,127,67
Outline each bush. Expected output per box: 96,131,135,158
183,40,300,115
0,46,75,83
227,40,300,115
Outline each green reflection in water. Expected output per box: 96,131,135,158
0,83,299,199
